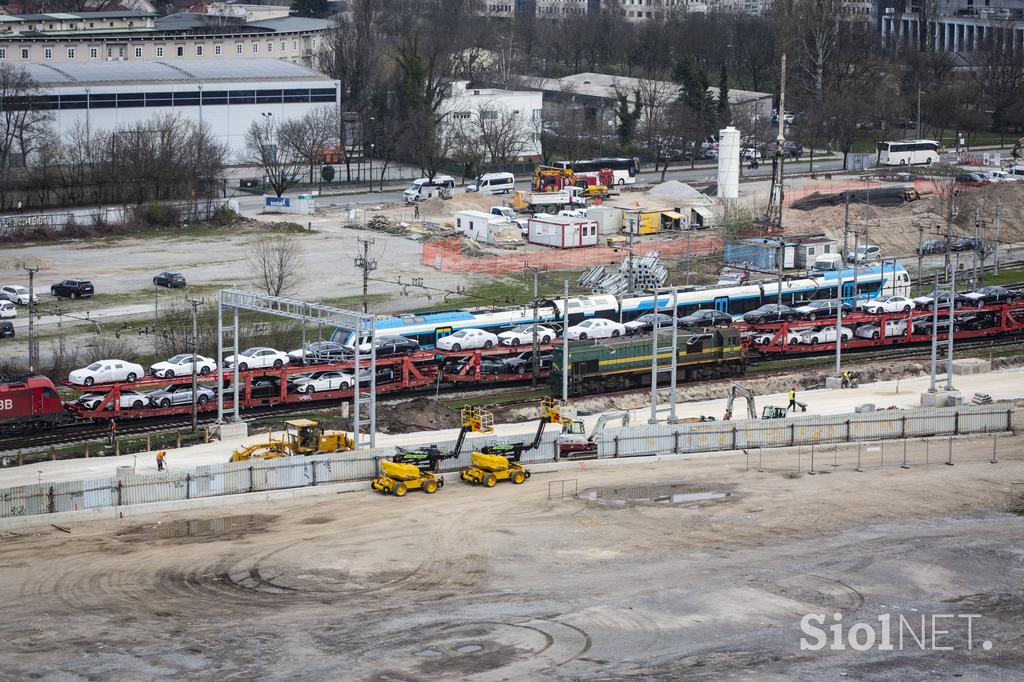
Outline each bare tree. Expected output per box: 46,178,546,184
473,103,532,170
634,75,680,179
247,233,305,297
279,106,339,184
243,116,306,197
0,64,52,209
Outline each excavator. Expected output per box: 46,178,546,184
461,417,547,488
230,419,354,462
532,165,611,199
1011,135,1023,162
722,383,803,421
371,406,486,496
556,410,630,459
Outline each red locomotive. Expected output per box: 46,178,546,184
0,374,66,434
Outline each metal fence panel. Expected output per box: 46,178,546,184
849,412,904,441
957,405,1011,434
121,472,188,506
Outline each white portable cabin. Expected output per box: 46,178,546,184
528,215,600,249
455,210,512,243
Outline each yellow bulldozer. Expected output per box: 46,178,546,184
229,419,355,462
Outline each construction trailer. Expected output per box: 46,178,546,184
528,214,600,248
791,236,838,269
454,210,516,244
723,238,797,271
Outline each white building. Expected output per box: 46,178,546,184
455,210,516,243
528,214,600,248
441,81,544,162
21,59,340,161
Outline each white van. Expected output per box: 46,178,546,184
813,253,843,271
404,175,455,203
466,172,515,195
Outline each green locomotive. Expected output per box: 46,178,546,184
550,328,745,396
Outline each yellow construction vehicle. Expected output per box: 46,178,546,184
371,424,471,496
532,165,610,199
461,417,547,487
229,419,354,462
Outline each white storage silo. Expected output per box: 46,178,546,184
717,126,740,200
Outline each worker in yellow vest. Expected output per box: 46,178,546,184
788,387,797,412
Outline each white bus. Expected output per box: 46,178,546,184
876,140,940,166
553,157,640,185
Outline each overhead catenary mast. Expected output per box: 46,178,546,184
763,53,786,236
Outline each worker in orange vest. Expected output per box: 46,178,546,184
156,450,167,472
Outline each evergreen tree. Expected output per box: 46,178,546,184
717,65,731,125
291,0,328,18
615,89,643,147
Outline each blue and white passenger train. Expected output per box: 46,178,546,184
333,264,911,349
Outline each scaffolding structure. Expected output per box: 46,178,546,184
216,290,377,448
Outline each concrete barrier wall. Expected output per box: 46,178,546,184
0,405,1012,520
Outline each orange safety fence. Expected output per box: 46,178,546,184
422,235,724,274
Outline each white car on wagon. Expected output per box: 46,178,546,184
566,318,626,340
435,328,499,352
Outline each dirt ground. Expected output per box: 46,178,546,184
2,436,1022,680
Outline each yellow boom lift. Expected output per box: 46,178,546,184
229,419,354,462
461,414,548,488
370,406,487,496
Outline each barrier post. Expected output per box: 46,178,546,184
946,436,954,466
900,439,910,469
47,486,55,513
673,431,679,454
855,442,863,472
116,480,123,507
808,445,816,475
186,473,192,499
990,434,998,464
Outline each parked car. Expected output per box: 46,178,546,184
752,329,803,345
490,206,526,233
1,285,36,305
950,236,982,251
958,313,997,331
913,290,970,311
855,319,907,340
678,309,733,327
0,300,16,319
223,347,289,371
287,341,349,365
963,286,1019,306
500,350,554,375
793,299,851,321
497,324,556,346
353,336,421,357
955,172,988,188
913,317,960,335
50,278,94,299
860,295,914,314
435,328,499,352
743,304,797,325
917,239,947,255
443,355,509,376
0,320,13,338
75,389,150,411
290,370,355,394
623,313,674,336
783,141,803,159
69,359,144,386
847,245,881,263
798,326,853,344
150,354,216,378
153,272,186,288
566,318,626,340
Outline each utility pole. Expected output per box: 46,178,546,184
916,83,923,140
993,201,1001,275
945,268,955,392
916,222,925,297
973,208,981,288
527,267,541,387
852,230,860,309
187,298,204,433
354,236,377,313
562,279,569,404
668,288,679,423
776,239,784,307
627,225,635,293
944,181,955,281
24,266,39,372
929,273,939,393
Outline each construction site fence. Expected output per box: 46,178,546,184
0,405,1013,520
422,236,723,274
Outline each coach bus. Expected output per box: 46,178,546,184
876,139,940,166
554,157,640,185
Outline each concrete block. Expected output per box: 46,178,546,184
217,421,249,441
952,358,991,375
920,390,962,407
854,403,876,413
825,376,844,389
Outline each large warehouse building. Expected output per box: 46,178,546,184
19,59,340,161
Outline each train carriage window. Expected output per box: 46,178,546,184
857,281,878,295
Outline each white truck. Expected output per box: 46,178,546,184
512,186,587,214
